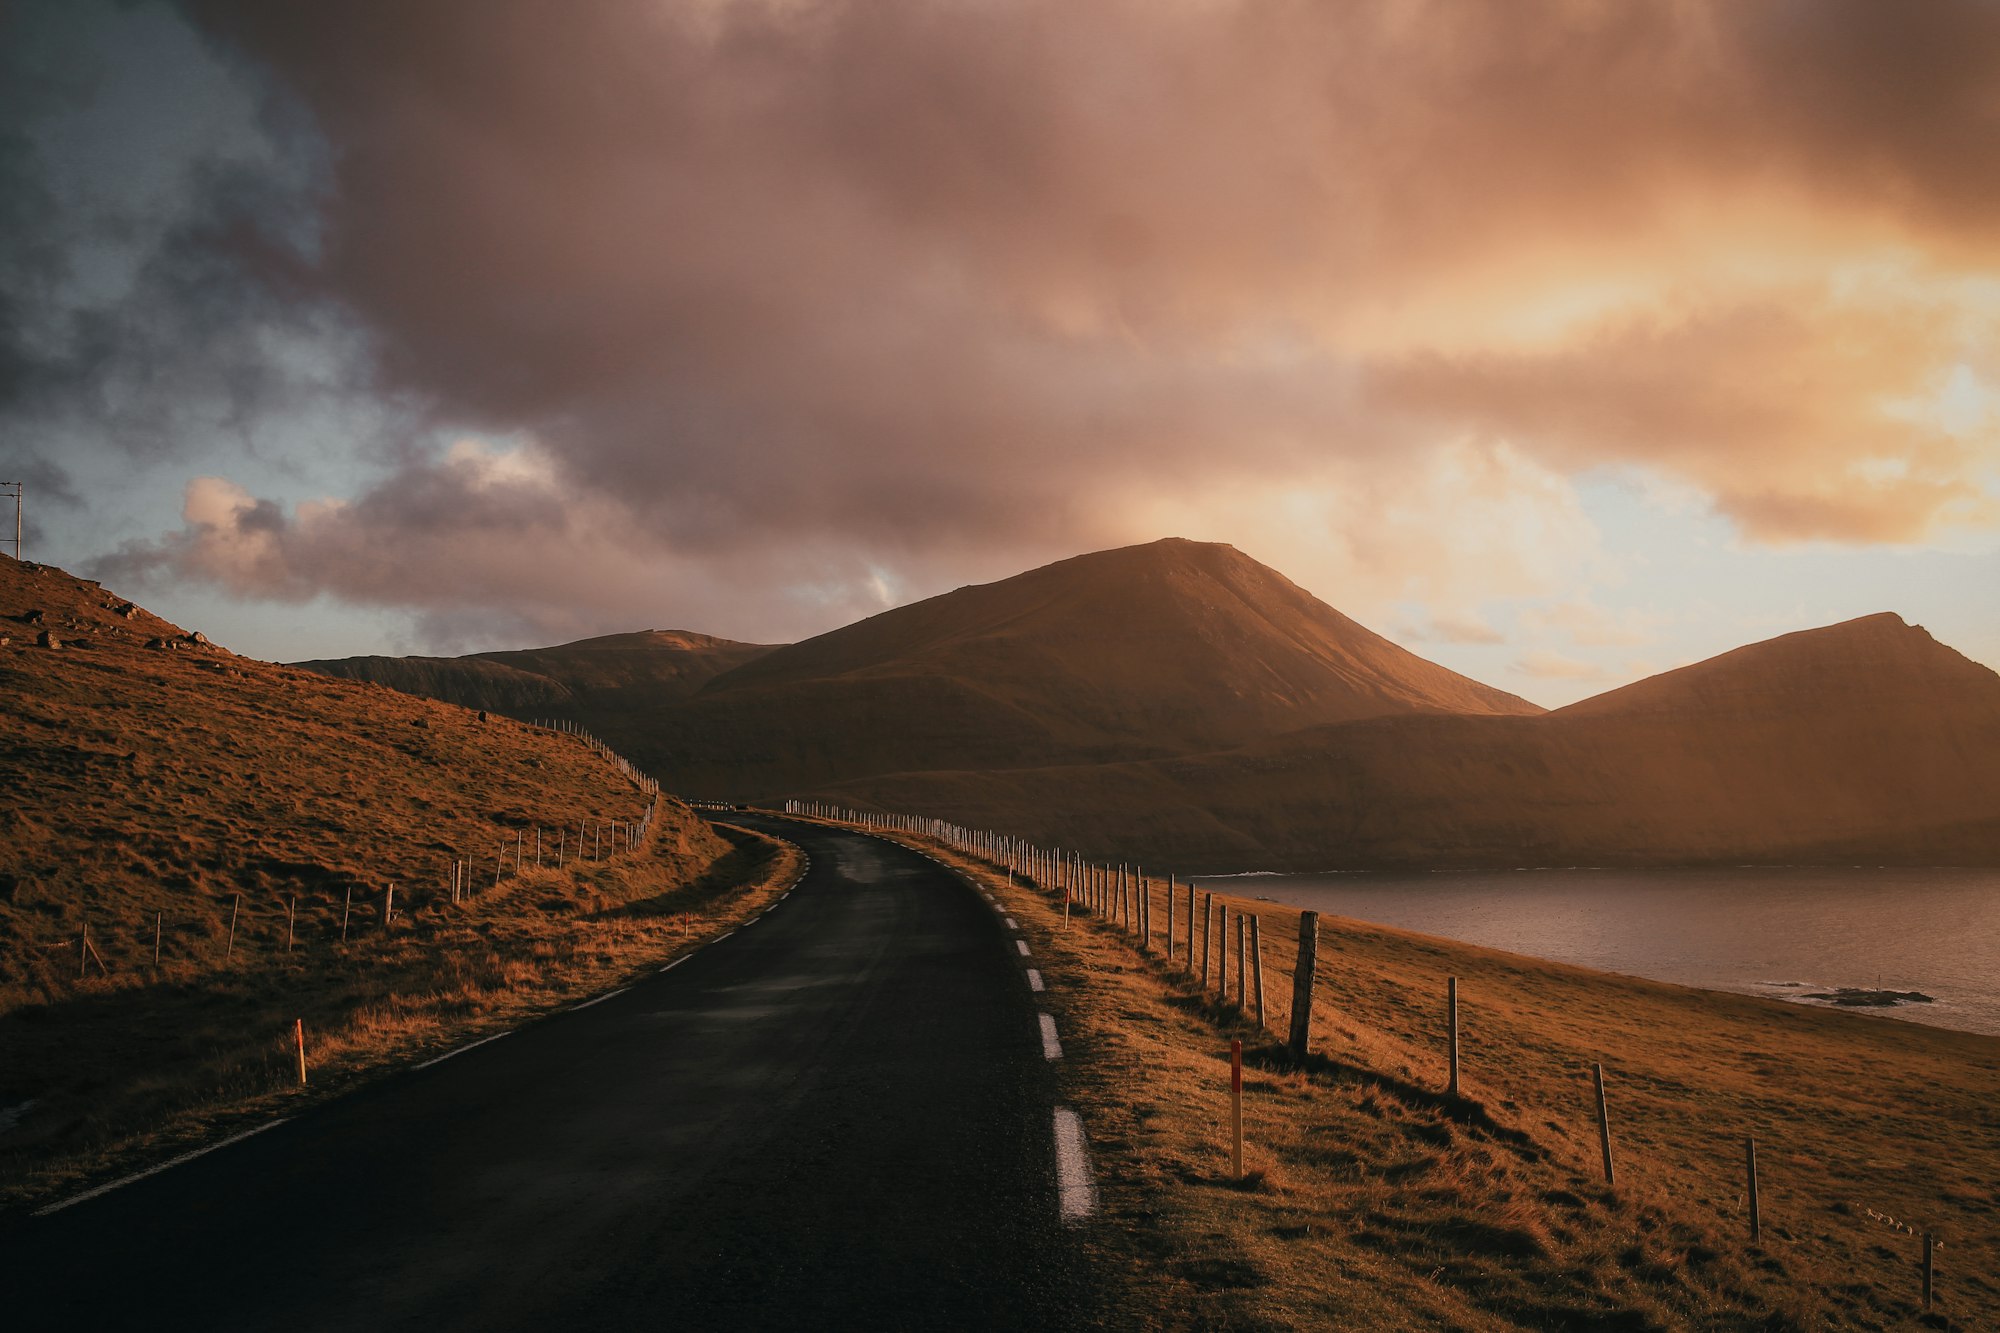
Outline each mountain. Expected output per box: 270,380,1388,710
714,538,1538,739
298,539,1541,798
809,613,2000,870
620,538,1542,795
300,629,777,719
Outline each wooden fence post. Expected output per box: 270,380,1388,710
294,1019,308,1087
1166,874,1176,960
1447,977,1460,1098
1288,911,1318,1058
1923,1232,1935,1311
286,896,297,953
1201,894,1214,988
1236,914,1248,1009
383,883,395,932
1218,903,1229,998
78,921,89,980
1592,1063,1616,1186
1745,1135,1760,1242
341,886,351,943
226,894,240,961
154,910,163,966
1249,914,1267,1028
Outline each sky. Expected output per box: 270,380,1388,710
2,0,1995,707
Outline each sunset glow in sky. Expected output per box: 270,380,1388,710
4,1,1997,704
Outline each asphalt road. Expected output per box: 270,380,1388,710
9,815,1100,1330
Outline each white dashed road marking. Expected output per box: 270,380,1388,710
414,1029,512,1070
1026,968,1045,992
570,987,629,1011
1003,917,1018,929
1038,1013,1063,1060
1053,1108,1099,1223
1015,940,1030,957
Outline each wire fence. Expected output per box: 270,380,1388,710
788,799,1967,1321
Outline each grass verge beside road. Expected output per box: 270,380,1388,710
870,826,1996,1330
1,821,799,1214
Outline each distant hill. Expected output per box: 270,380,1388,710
710,538,1540,743
300,629,777,720
298,539,1540,798
288,539,2000,870
812,613,2000,870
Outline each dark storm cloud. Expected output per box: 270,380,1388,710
27,0,2000,633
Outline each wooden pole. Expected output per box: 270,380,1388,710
1218,903,1229,998
1447,977,1460,1098
341,886,351,942
384,883,395,932
79,921,89,980
154,910,163,966
1592,1063,1616,1186
1922,1232,1935,1310
1288,911,1318,1058
1184,881,1196,970
286,896,296,952
1745,1135,1760,1242
294,1018,307,1087
1166,874,1176,960
535,827,542,868
1236,914,1248,1009
1230,1038,1244,1179
226,894,240,961
1249,914,1267,1028
1201,894,1214,988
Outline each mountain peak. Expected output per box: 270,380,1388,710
702,538,1541,758
1557,611,1992,719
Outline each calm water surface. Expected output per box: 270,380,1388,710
1225,867,2000,1036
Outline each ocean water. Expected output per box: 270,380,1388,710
1218,866,2000,1037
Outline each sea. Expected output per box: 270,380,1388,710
1214,866,2000,1037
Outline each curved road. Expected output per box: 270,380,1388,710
10,815,1100,1330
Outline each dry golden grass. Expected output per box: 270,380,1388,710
884,830,1997,1330
0,559,797,1211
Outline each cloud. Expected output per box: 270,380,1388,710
1519,600,1659,649
90,440,927,647
9,0,2000,646
1401,613,1506,647
1371,284,2000,544
1510,650,1615,682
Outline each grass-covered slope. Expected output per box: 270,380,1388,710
0,558,786,1210
889,825,2000,1329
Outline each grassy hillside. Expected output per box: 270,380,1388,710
0,558,790,1210
875,820,2000,1329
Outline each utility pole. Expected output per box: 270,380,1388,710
1,482,19,561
